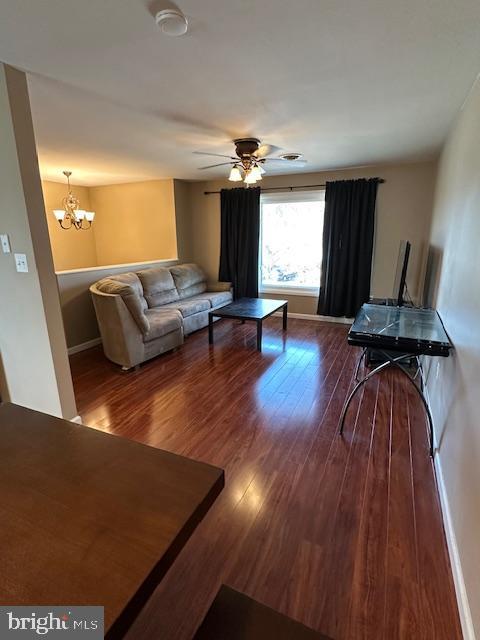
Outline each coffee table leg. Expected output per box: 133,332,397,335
257,320,263,352
283,303,288,331
208,313,214,344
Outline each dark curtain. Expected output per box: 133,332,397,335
219,186,261,298
317,178,380,317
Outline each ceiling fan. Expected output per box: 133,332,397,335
195,138,306,184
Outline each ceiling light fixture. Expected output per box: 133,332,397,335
155,9,188,36
244,170,258,185
53,171,95,230
228,165,243,182
249,165,263,181
198,139,306,186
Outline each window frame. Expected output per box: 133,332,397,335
258,189,325,297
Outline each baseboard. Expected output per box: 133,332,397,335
421,372,475,639
70,415,83,425
68,337,102,355
272,311,353,324
434,452,475,639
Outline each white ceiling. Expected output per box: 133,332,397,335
0,0,479,185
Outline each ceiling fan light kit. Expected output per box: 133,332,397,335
198,137,306,185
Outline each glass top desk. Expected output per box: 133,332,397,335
340,304,453,456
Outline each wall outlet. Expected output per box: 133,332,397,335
14,253,28,273
0,234,11,253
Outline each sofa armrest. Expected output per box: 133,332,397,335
207,281,233,293
90,285,145,368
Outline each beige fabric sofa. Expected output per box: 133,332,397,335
90,263,232,369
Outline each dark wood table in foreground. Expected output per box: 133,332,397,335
0,403,224,639
209,297,288,351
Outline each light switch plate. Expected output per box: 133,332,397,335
0,234,11,253
14,253,28,273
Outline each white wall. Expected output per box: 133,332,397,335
425,75,480,638
0,63,77,419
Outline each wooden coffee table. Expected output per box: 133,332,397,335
208,297,288,352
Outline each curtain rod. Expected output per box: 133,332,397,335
203,178,385,195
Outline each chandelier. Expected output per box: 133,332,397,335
52,171,95,230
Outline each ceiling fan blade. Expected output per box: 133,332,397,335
193,151,237,159
262,158,308,168
198,161,235,170
254,143,283,158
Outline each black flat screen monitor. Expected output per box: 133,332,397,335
392,240,411,306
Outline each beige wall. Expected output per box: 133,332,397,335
54,179,194,348
89,179,177,266
189,161,437,314
58,259,180,348
42,178,179,272
424,77,480,638
173,179,193,263
0,64,77,419
42,180,97,271
54,162,436,347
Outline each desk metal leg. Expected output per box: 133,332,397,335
339,351,435,457
387,357,434,458
282,303,288,331
339,358,394,435
354,347,367,382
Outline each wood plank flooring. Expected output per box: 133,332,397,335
70,318,461,640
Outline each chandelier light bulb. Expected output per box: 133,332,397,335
229,165,243,182
250,165,263,181
244,170,257,184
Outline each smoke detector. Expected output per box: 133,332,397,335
155,9,188,36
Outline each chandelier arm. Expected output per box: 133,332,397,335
59,217,72,230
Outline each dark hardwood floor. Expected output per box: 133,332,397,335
70,318,461,640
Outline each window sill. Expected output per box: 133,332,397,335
260,286,320,298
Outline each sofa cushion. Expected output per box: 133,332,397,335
143,309,182,342
163,297,211,318
137,266,179,308
170,263,207,299
194,290,233,309
96,273,149,334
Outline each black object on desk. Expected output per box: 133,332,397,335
339,303,453,456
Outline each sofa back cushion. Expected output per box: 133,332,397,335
170,263,207,299
96,272,149,334
137,266,179,308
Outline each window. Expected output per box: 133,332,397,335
259,190,325,296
